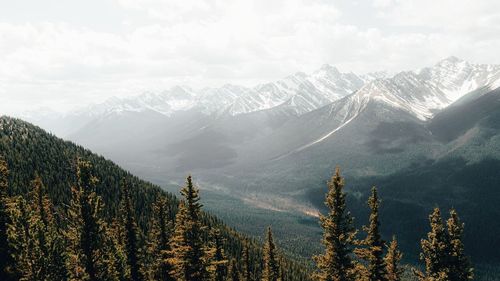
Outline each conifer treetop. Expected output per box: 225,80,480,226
0,158,8,193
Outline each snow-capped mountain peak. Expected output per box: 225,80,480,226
343,57,500,120
21,57,500,138
73,63,375,118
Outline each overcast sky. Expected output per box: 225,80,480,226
1,0,500,115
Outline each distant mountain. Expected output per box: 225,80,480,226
17,57,500,263
21,57,500,187
23,64,383,137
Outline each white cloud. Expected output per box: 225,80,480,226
0,0,499,115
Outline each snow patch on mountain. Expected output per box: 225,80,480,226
297,112,359,151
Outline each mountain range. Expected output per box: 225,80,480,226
18,56,500,262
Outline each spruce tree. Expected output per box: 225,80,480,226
108,219,129,281
446,209,473,281
144,196,175,281
261,226,280,281
7,176,67,280
28,176,67,280
64,159,111,281
227,258,241,281
355,187,387,281
241,240,253,281
415,207,449,281
7,194,36,280
384,236,402,281
313,167,357,281
119,180,144,281
0,158,17,281
212,228,228,281
171,175,209,281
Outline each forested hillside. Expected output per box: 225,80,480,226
0,116,309,281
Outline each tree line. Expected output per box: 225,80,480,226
0,155,474,281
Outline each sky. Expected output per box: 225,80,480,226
1,0,500,115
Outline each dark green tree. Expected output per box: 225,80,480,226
7,195,35,280
64,159,111,281
170,175,210,281
241,240,253,281
108,219,129,281
355,187,387,281
7,176,67,280
313,167,357,281
212,229,228,281
261,226,280,281
446,209,473,281
384,236,402,281
227,258,241,281
144,196,175,281
119,180,144,281
415,208,449,281
28,176,66,280
0,158,18,280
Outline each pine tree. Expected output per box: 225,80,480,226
313,167,357,281
170,175,210,281
0,158,18,281
261,226,280,281
144,196,175,281
415,207,449,281
64,159,112,281
446,209,473,281
7,194,36,280
28,176,67,280
355,187,387,281
119,180,144,281
6,176,67,281
108,219,129,281
212,229,228,281
384,236,402,281
241,240,253,281
227,258,241,281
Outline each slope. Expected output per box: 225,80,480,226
0,116,310,280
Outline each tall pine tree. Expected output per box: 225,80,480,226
144,196,175,281
415,207,450,281
241,240,253,281
170,175,210,281
355,187,387,281
64,159,111,281
6,175,67,281
211,228,228,281
119,180,144,281
227,258,241,281
446,209,473,281
108,218,129,281
313,167,357,281
7,194,36,280
27,176,66,280
0,158,18,281
384,236,402,281
261,226,280,281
